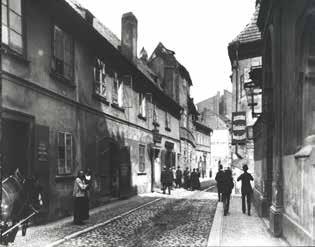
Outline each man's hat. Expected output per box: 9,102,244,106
242,164,248,171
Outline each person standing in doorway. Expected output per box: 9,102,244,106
237,164,254,216
222,168,234,216
73,170,88,225
215,164,224,201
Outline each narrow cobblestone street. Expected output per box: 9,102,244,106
55,188,217,247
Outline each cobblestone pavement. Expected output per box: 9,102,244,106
9,196,157,247
58,189,217,247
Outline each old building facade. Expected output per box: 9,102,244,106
253,0,315,245
228,2,262,176
148,43,203,171
1,0,183,221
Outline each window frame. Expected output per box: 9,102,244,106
57,131,73,176
139,144,146,172
165,111,171,131
1,0,25,56
51,24,75,83
139,92,147,118
94,58,108,101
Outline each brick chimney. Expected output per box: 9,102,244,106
121,12,138,61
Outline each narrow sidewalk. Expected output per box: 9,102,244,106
220,196,288,246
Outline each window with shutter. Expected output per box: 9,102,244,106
94,59,107,99
52,25,74,80
2,0,23,54
112,73,119,105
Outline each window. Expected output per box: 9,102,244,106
2,0,23,54
51,25,74,80
165,112,171,130
182,109,187,128
153,104,159,125
94,59,107,99
57,132,73,175
112,73,124,107
139,144,145,172
139,93,146,117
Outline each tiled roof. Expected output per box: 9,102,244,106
230,4,261,44
65,0,121,49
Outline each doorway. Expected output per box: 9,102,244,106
2,117,32,178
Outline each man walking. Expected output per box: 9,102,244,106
215,164,224,201
175,166,182,188
183,167,190,189
161,166,173,195
237,164,254,216
221,168,234,216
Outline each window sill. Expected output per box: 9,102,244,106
111,103,125,112
93,93,110,105
1,45,30,65
50,71,76,89
138,114,147,121
165,127,171,132
55,175,75,182
137,172,147,176
153,122,160,127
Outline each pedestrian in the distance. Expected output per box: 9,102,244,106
196,168,201,189
191,168,199,190
237,164,254,216
161,166,167,194
215,164,224,202
175,166,182,188
73,170,88,225
222,168,234,216
83,168,92,221
183,167,190,189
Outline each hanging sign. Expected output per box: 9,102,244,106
232,112,246,145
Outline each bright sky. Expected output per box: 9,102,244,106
77,0,256,103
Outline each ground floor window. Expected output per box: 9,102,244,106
57,132,73,175
139,144,145,172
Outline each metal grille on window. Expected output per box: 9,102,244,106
2,0,23,54
139,145,145,172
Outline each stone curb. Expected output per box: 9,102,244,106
207,202,223,247
45,198,162,247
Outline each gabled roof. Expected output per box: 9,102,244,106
230,3,261,45
61,0,182,114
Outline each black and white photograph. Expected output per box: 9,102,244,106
0,0,313,246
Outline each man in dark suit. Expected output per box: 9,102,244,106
237,164,254,216
215,164,224,201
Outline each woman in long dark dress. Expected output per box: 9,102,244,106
73,170,88,225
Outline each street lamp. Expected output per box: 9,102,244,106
244,65,262,118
